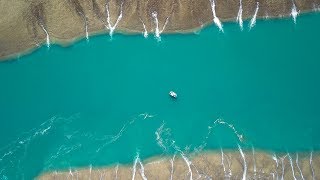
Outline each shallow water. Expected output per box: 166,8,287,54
1,13,320,179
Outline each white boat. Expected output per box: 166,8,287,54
169,91,177,98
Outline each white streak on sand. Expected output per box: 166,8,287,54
89,164,92,180
252,146,257,177
138,160,147,180
40,24,50,48
221,148,226,175
236,0,243,30
249,2,259,29
296,153,305,180
170,154,176,180
272,154,279,180
140,19,148,38
152,12,161,40
238,144,247,180
151,11,170,41
115,164,119,180
181,152,193,180
291,2,299,24
310,151,315,180
209,0,223,32
132,153,138,180
105,2,123,36
288,153,297,180
280,155,286,180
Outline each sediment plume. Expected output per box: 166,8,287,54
38,150,320,179
1,0,320,60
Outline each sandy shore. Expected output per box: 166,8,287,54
0,0,320,60
37,150,319,179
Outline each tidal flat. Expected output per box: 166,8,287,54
38,151,320,179
1,0,320,59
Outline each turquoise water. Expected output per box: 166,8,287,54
1,13,320,179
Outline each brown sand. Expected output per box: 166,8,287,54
1,0,320,60
37,150,320,179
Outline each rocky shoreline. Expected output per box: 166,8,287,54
0,0,320,60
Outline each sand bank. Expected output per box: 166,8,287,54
0,0,320,60
38,150,319,179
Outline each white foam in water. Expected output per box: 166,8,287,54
96,123,128,152
193,124,216,153
170,154,176,180
249,2,259,30
0,115,79,179
288,153,297,180
237,144,247,180
155,123,166,151
291,2,299,24
37,126,51,135
296,153,305,180
214,119,244,142
139,113,155,120
310,151,315,180
105,2,123,37
155,122,174,152
40,24,50,48
209,0,223,32
44,144,82,168
236,0,243,30
0,151,13,161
